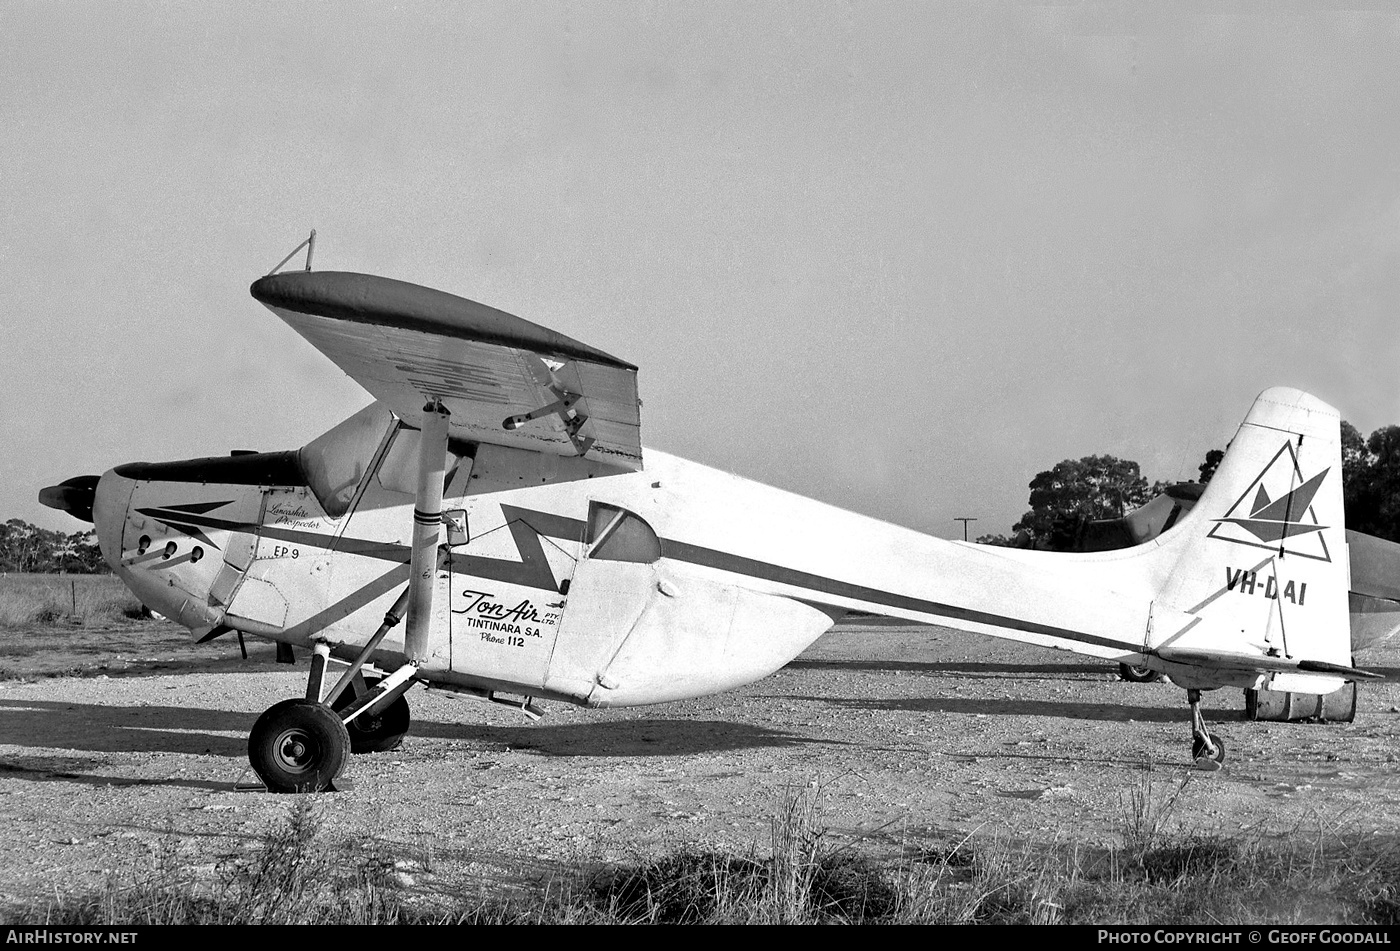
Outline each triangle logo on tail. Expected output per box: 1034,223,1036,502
1207,442,1332,562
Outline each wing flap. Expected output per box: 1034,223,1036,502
251,271,641,469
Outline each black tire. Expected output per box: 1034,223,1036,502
1191,732,1225,770
332,679,411,754
1118,662,1161,683
249,698,350,793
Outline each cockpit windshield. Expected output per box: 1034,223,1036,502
298,402,396,518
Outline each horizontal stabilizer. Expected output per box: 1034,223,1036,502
1156,646,1382,681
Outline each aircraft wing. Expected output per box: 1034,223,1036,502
250,271,642,470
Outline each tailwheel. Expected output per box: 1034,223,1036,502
249,698,350,793
332,677,411,754
1191,733,1225,770
1118,662,1162,683
1187,688,1225,772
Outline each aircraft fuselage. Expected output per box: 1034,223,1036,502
89,399,1319,711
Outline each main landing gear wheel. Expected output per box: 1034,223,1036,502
249,698,351,793
332,678,411,754
1119,662,1162,683
1186,688,1225,772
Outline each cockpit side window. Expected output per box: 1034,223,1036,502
586,502,661,564
298,403,396,518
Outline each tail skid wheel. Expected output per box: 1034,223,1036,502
1191,733,1225,772
1186,688,1225,771
249,698,350,793
1118,662,1161,684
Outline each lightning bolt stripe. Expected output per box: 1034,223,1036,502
136,504,1141,655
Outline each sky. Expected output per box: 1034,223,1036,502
3,1,1398,540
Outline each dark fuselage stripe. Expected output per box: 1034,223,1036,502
660,538,1139,654
140,502,1134,653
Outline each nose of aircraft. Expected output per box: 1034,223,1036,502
39,471,134,573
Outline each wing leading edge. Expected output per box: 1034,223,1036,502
250,271,642,470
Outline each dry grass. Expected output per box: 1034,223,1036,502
583,783,898,923
16,773,1400,925
0,573,201,680
21,800,410,925
0,573,145,628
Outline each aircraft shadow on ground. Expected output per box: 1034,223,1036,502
0,758,243,793
788,658,1112,678
0,699,256,758
0,699,829,775
0,655,290,680
779,692,1192,723
409,717,841,756
106,657,287,678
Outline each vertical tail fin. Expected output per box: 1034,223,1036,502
1149,388,1352,689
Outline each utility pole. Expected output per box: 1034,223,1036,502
954,517,977,541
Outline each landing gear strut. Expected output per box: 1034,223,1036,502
333,674,411,754
248,592,415,793
1187,688,1224,771
247,660,417,791
247,403,447,794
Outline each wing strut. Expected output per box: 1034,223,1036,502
315,400,449,709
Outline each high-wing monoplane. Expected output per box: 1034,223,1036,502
40,246,1378,790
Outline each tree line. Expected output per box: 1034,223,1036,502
979,422,1400,548
0,520,107,573
1341,422,1400,543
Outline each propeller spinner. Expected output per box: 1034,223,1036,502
38,475,100,523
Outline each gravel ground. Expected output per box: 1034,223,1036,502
3,622,1400,909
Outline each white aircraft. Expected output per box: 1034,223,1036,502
40,251,1377,791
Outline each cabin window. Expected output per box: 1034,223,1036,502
375,426,467,496
586,502,661,564
298,403,395,518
